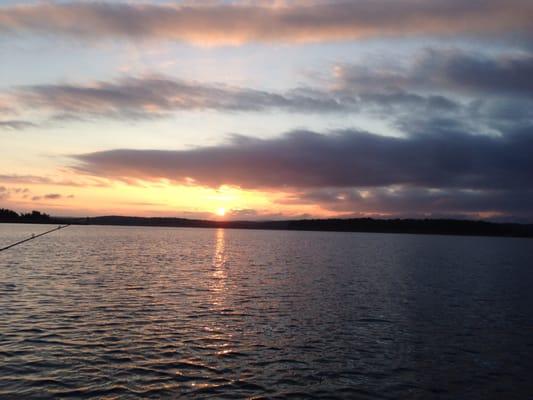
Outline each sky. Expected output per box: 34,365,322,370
1,0,532,221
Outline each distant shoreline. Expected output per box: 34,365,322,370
1,209,532,238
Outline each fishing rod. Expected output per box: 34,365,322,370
0,225,70,252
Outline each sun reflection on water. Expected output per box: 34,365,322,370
206,228,235,353
211,228,227,294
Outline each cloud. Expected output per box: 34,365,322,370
13,77,355,120
280,187,533,220
1,72,468,125
72,127,533,192
331,49,533,132
0,120,36,130
31,193,73,201
1,75,459,126
3,49,530,129
224,208,310,221
0,186,32,200
419,50,533,97
1,93,38,129
44,193,62,200
335,50,533,98
0,174,109,187
0,1,531,45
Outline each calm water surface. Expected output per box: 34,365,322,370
0,224,532,399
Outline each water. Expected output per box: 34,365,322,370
0,224,532,399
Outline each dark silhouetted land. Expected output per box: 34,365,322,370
1,208,532,238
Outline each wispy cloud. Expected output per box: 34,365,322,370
0,120,36,130
13,77,354,119
31,193,74,201
2,49,530,130
0,1,531,45
0,186,31,201
0,174,110,187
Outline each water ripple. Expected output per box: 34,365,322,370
1,225,532,398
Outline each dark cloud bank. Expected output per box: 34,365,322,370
73,127,533,221
73,129,532,190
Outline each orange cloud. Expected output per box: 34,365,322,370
0,1,531,46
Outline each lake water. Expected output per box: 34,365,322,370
0,224,532,399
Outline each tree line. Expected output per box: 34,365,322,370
0,208,51,223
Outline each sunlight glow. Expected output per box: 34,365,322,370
216,207,226,217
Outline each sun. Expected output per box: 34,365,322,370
216,207,226,217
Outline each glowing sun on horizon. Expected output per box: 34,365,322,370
216,207,226,217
